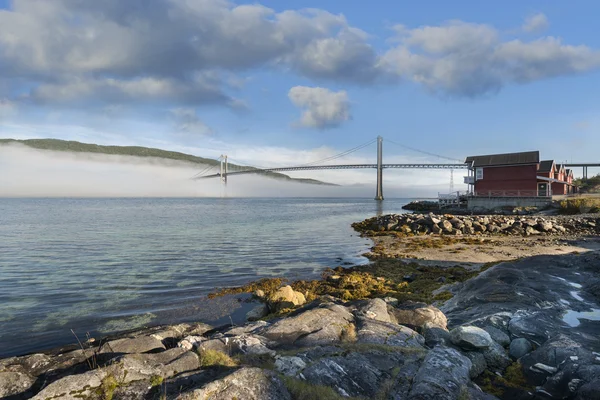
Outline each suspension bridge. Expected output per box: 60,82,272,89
193,136,468,200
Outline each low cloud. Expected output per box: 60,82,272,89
288,86,351,129
523,13,549,33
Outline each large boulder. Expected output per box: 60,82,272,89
463,351,487,379
389,302,447,331
268,285,306,311
274,356,306,377
32,369,108,400
178,368,291,400
115,348,200,383
355,298,392,323
355,317,425,349
450,326,495,350
482,341,511,371
408,346,472,400
260,303,354,346
422,323,452,348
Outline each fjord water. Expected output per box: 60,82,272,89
0,197,409,357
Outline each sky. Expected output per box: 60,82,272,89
1,0,599,196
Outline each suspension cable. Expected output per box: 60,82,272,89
384,137,463,162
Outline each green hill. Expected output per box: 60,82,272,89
0,138,334,186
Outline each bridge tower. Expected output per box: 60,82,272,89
375,136,384,201
220,155,228,185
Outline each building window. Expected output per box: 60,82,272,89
475,168,483,180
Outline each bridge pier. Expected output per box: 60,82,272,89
220,155,228,185
375,136,384,201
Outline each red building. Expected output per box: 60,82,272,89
464,151,575,197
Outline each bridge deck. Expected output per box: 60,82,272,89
197,163,468,179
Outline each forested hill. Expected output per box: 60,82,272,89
0,138,334,186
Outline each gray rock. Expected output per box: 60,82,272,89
422,323,451,348
356,317,425,348
383,297,399,306
100,335,165,354
32,369,108,400
355,298,392,323
482,341,511,371
388,361,422,399
229,334,275,356
274,356,306,377
525,226,540,236
115,348,200,383
0,371,36,398
223,320,269,336
408,346,472,400
509,338,533,359
576,379,600,400
178,335,204,351
537,221,553,232
246,303,269,321
178,368,291,400
260,303,353,346
463,351,487,378
301,352,383,397
482,326,510,348
389,302,447,331
450,326,495,350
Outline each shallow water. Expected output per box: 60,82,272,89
0,197,409,357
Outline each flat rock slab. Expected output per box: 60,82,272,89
32,369,108,400
408,346,472,400
177,367,291,400
260,303,353,346
356,318,425,349
116,348,200,382
301,352,384,398
100,335,166,354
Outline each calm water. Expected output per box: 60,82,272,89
0,198,409,357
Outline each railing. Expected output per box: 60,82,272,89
473,190,550,198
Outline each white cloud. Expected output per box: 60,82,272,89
0,98,17,120
382,21,600,96
523,13,549,33
288,86,351,129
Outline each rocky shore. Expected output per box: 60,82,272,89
2,215,600,400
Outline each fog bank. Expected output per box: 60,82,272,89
0,145,374,197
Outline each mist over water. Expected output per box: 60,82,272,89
0,144,380,198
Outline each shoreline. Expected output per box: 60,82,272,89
2,212,600,399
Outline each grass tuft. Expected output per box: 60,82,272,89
198,349,238,368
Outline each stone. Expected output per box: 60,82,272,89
577,379,600,400
355,298,392,323
482,341,511,371
246,303,269,321
268,285,306,311
0,371,36,398
223,320,269,336
383,297,399,306
260,303,353,346
532,363,558,374
229,335,275,356
274,356,306,377
510,338,533,359
356,317,425,349
450,326,495,350
482,325,511,348
463,351,487,378
422,323,451,348
537,221,553,232
178,335,204,351
440,220,453,233
388,302,447,331
99,335,165,354
388,361,422,399
525,226,540,236
178,368,291,400
301,352,384,398
408,346,472,400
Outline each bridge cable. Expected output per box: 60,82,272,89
384,138,463,163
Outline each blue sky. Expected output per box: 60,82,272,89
0,0,599,191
